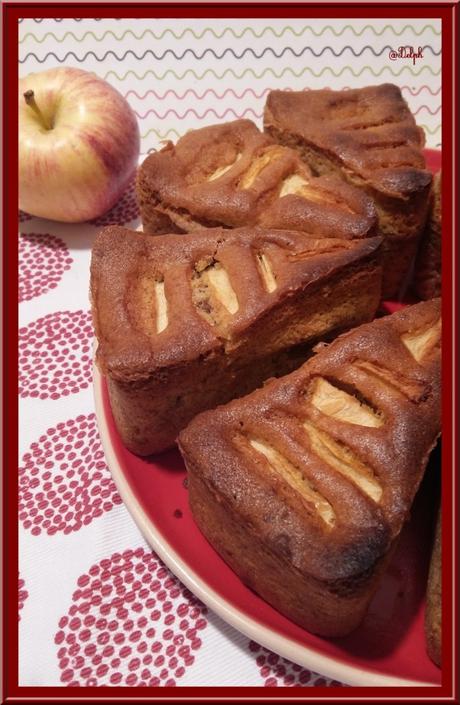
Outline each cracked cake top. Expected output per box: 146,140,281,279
264,84,432,198
137,119,377,239
91,225,382,380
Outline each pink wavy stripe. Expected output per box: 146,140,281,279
402,85,441,96
136,103,441,121
126,87,272,101
125,85,441,102
413,104,442,115
135,106,263,120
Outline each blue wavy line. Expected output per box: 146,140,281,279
19,44,440,65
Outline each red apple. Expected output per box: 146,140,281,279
19,67,140,222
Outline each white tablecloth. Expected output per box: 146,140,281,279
18,16,441,687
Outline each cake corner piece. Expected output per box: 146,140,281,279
91,225,383,456
135,118,378,242
179,299,442,637
263,85,433,299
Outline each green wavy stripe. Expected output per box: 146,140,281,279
19,23,441,44
104,65,441,82
141,125,441,141
141,128,182,140
419,124,441,135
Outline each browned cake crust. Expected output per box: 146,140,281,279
425,506,442,666
264,85,433,299
137,119,377,240
414,171,442,300
91,225,382,455
179,300,441,637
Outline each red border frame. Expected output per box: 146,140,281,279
3,2,458,703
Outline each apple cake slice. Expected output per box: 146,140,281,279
137,119,377,241
179,299,441,636
414,171,442,300
91,225,382,455
264,84,433,299
425,505,442,666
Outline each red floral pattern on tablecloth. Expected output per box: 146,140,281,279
90,178,139,227
19,310,93,399
19,575,29,620
19,413,122,537
19,232,73,303
248,641,344,687
19,210,33,222
55,547,208,686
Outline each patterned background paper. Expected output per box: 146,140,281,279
19,18,442,152
18,17,441,687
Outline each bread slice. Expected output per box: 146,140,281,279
264,85,433,299
137,119,377,240
425,505,442,666
415,171,442,300
179,300,441,637
91,225,382,455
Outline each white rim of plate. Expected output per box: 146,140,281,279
93,363,438,688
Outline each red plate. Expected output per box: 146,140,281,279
94,149,442,687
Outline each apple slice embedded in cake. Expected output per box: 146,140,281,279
178,299,441,637
91,225,382,455
136,119,377,242
263,84,433,298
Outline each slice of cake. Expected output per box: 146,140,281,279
414,171,442,300
137,119,377,241
91,225,382,455
179,299,441,637
425,505,442,666
264,84,433,299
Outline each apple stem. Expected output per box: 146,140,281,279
23,90,52,130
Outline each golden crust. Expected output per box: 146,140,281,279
425,505,442,666
264,84,431,197
415,171,442,300
137,119,377,239
179,300,441,636
91,225,383,454
264,85,433,299
92,225,382,380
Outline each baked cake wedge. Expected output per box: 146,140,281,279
91,225,382,455
179,299,441,637
264,85,433,299
137,119,377,240
415,171,442,300
425,505,442,666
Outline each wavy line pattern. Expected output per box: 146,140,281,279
139,123,440,140
19,18,104,23
19,23,441,41
126,88,274,102
142,128,183,140
103,65,441,82
136,107,263,121
413,104,442,115
134,105,441,121
19,18,442,152
419,124,442,135
19,44,441,64
124,85,442,102
403,85,441,96
20,44,441,64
